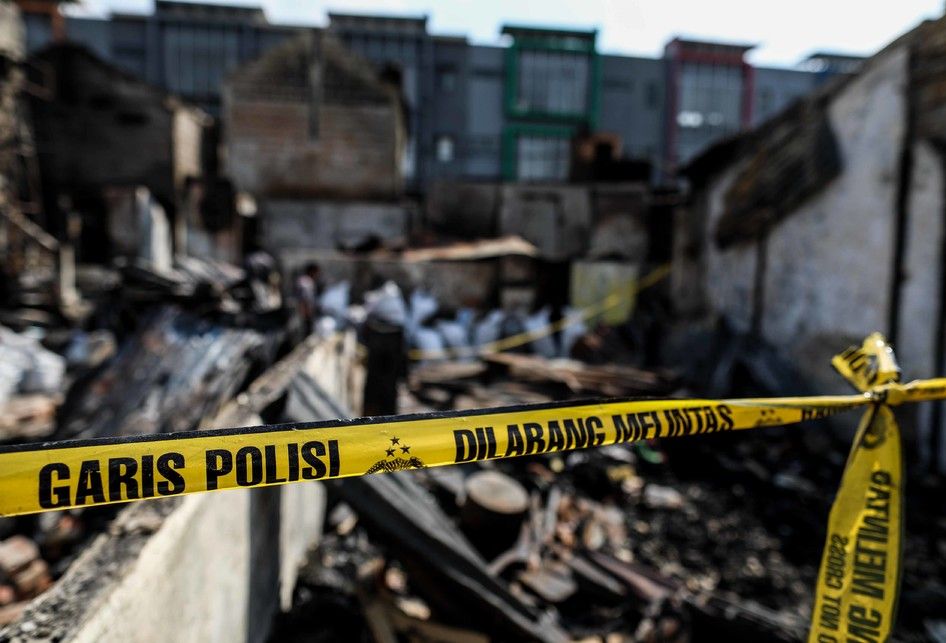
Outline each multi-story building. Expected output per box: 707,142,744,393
662,38,754,173
23,1,859,187
498,25,598,182
320,16,846,186
25,0,302,115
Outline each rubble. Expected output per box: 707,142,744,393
0,243,291,633
0,326,65,405
276,381,825,641
0,536,50,626
56,306,273,440
0,326,66,441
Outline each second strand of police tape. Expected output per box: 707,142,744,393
407,263,672,360
0,333,939,640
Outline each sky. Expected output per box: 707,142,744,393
68,0,946,66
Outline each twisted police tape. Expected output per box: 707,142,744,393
0,332,941,640
808,333,906,643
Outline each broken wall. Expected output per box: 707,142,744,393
757,47,906,356
679,43,913,390
260,199,410,252
499,185,592,261
425,181,653,264
28,45,207,207
224,34,404,201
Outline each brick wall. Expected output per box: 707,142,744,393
224,34,404,201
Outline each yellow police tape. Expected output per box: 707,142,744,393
0,332,940,639
808,333,905,643
407,263,672,360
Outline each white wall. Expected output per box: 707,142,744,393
695,45,911,360
760,47,908,350
702,160,757,333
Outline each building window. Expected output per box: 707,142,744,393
436,136,455,162
516,136,570,181
437,66,457,92
759,87,774,118
675,63,744,163
646,81,659,109
515,49,590,116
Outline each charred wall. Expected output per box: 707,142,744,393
28,44,207,211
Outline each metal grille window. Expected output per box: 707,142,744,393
163,23,240,101
516,49,589,116
516,136,570,181
676,63,744,163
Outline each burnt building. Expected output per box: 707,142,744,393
24,0,303,116
223,31,408,264
27,43,210,263
674,14,946,471
0,1,63,302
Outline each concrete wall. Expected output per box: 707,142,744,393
758,47,907,349
2,333,361,643
499,184,593,260
681,44,911,383
260,199,410,252
424,180,649,263
227,95,403,200
679,36,946,467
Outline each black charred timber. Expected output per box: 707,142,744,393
517,561,577,604
460,470,530,560
685,593,806,643
285,376,567,642
56,307,273,440
334,473,568,643
362,316,406,416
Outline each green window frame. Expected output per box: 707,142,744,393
501,123,575,181
503,33,601,126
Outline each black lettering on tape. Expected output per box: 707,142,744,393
157,452,186,495
75,460,105,506
38,463,71,509
206,449,232,490
108,457,139,502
